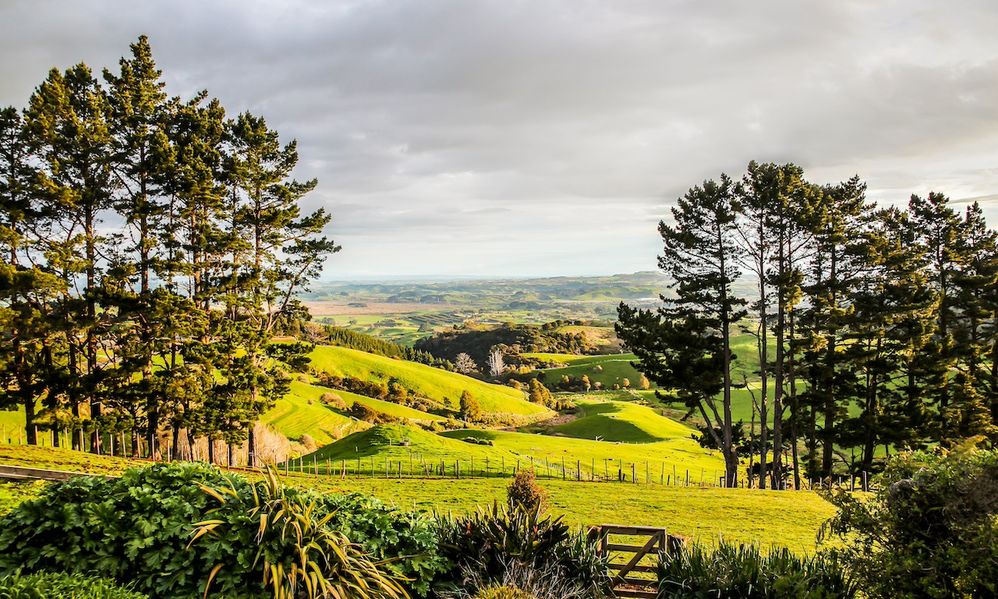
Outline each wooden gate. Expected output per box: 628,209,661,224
589,524,681,598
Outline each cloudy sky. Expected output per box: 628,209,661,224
2,1,997,279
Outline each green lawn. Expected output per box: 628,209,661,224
312,477,835,554
309,345,549,417
0,444,838,554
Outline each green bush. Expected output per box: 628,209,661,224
0,462,441,598
0,462,233,596
436,502,609,597
506,468,545,512
820,447,998,598
0,571,146,598
475,585,535,599
319,492,448,597
193,467,406,598
656,542,855,599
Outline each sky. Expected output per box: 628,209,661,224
2,1,998,280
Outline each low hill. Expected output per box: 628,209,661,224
523,352,650,390
308,345,549,417
547,396,695,443
262,381,367,445
306,414,724,480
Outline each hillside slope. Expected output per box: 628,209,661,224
548,397,695,443
308,345,549,417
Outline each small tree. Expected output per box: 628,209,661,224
459,391,481,422
527,379,553,406
581,375,592,392
506,467,546,512
638,374,651,390
487,347,505,378
621,378,631,389
454,352,478,375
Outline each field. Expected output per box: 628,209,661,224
0,444,836,554
308,345,549,417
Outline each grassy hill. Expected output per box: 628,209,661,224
524,352,649,390
547,396,696,443
308,345,549,417
262,382,367,445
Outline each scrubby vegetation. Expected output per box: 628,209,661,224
656,542,855,598
414,321,602,369
820,447,998,598
0,572,147,598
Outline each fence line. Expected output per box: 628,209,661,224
0,427,872,492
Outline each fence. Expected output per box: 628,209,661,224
2,425,873,491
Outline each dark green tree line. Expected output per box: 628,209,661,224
619,162,998,486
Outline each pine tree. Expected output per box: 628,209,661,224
23,64,117,452
618,175,746,486
225,112,339,466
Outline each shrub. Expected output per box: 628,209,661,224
820,447,998,598
507,468,545,512
0,463,437,598
0,572,146,598
193,467,406,598
0,462,235,596
320,391,347,409
436,502,609,596
475,583,536,599
460,391,483,422
656,542,855,598
318,492,449,597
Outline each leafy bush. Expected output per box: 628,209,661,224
656,542,855,599
820,447,998,598
506,468,545,512
436,503,609,597
474,584,535,599
0,571,146,598
0,462,234,596
193,467,406,599
0,462,440,598
319,492,448,597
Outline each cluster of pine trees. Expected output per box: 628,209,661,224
617,162,997,488
0,37,337,465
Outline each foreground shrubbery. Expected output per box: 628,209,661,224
821,446,998,599
0,571,146,598
0,463,442,598
656,542,855,598
436,501,610,598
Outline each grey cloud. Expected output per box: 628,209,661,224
2,0,998,277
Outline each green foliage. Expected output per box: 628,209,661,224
0,462,235,596
460,391,482,422
0,462,440,598
0,572,146,599
318,493,448,597
820,448,998,598
436,502,609,596
656,542,855,598
193,467,406,599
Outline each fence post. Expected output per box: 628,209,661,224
862,471,869,492
631,463,636,484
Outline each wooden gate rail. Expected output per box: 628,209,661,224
589,524,684,598
0,464,112,482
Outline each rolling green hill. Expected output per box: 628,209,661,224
308,345,549,417
306,411,724,480
262,381,367,444
548,396,696,443
525,353,649,390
